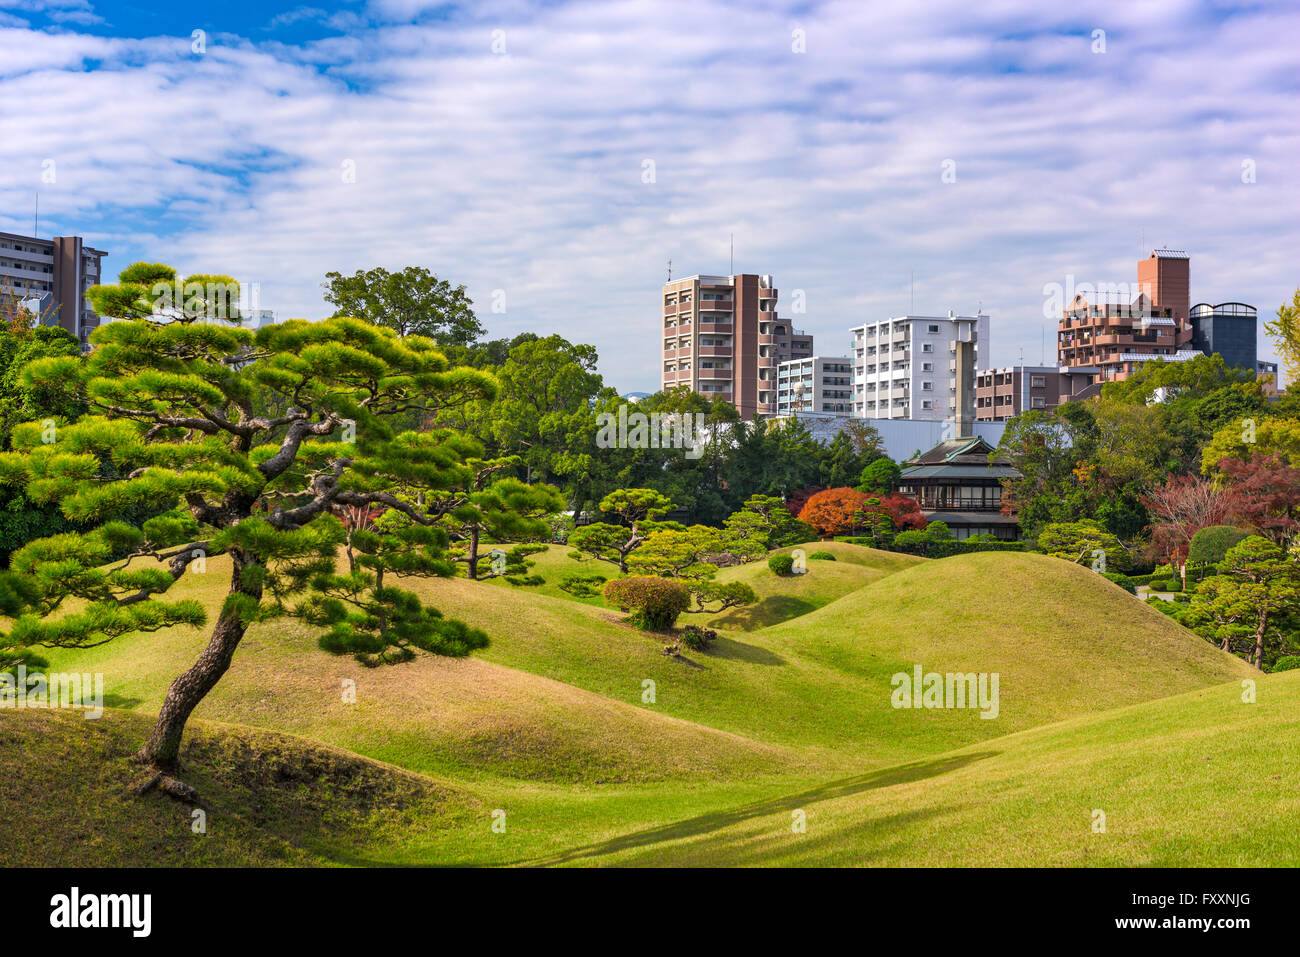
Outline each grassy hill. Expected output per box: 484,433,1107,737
7,669,1295,867
556,670,1300,867
8,545,1271,867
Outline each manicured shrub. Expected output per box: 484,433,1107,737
504,574,544,587
768,553,795,576
559,572,608,598
603,576,690,631
1188,526,1256,567
679,624,718,651
1101,572,1137,594
1271,656,1300,673
808,551,836,561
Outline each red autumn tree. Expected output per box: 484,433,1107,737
1220,453,1300,546
784,486,822,521
874,492,927,531
1143,473,1232,567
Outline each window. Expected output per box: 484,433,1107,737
921,381,932,391
928,324,940,333
1031,397,1046,409
922,362,933,371
922,343,933,353
1030,375,1046,388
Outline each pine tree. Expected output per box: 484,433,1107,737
0,262,498,791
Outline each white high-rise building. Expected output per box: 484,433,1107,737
776,355,854,416
850,311,990,421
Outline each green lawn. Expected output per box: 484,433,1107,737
6,546,1280,867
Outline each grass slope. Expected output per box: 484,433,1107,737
0,708,472,866
15,547,1265,867
567,670,1300,867
707,541,926,631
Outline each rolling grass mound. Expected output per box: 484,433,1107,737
707,541,925,630
757,551,1255,736
577,670,1300,867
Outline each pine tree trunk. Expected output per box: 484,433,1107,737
1252,609,1268,669
467,528,480,580
138,555,261,772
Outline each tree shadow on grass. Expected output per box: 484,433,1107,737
710,596,818,631
102,694,143,709
706,636,784,666
519,750,998,866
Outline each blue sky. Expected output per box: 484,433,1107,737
1,0,1297,390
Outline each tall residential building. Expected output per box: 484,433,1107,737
849,311,990,421
0,232,106,348
776,355,854,415
660,273,813,419
1057,248,1197,383
1189,302,1257,373
974,365,1100,422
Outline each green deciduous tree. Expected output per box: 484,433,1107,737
323,266,484,345
1263,288,1300,388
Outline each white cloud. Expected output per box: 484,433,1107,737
0,0,1296,388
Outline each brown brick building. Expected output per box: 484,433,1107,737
975,365,1100,421
1057,249,1198,383
661,273,813,419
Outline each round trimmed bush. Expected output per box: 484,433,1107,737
1272,656,1300,673
768,553,795,576
808,551,836,561
603,576,690,632
1188,525,1256,567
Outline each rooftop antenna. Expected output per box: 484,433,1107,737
666,259,672,282
729,234,733,275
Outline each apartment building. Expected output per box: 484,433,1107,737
974,364,1100,422
1057,249,1198,383
0,232,106,348
849,311,989,421
776,355,854,415
661,273,813,419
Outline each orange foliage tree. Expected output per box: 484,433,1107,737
798,487,873,537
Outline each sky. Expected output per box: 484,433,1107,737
1,0,1296,391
